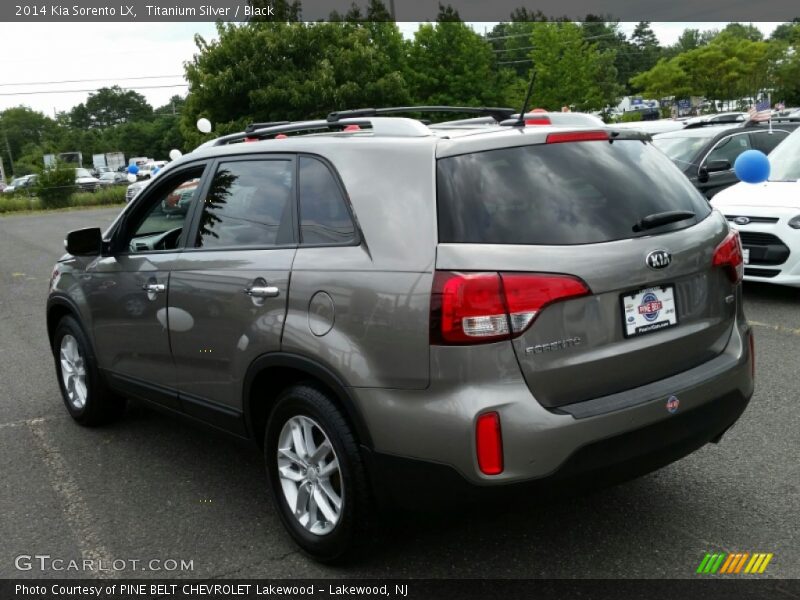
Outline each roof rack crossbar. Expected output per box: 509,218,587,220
327,106,516,123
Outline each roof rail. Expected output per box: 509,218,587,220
211,117,431,146
245,121,292,133
327,106,516,123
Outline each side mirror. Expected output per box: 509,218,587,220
707,159,731,173
697,167,709,183
65,227,103,256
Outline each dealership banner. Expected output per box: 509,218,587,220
1,0,799,22
2,579,799,600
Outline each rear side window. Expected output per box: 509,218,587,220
437,140,711,246
298,156,356,245
195,159,294,249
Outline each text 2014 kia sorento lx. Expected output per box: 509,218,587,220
47,110,754,561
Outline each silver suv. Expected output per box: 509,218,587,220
46,108,754,561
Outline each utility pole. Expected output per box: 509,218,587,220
2,127,13,179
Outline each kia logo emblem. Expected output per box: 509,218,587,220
734,216,750,225
646,250,672,270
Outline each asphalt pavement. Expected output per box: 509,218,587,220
1,207,798,580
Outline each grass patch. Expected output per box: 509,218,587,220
0,186,126,215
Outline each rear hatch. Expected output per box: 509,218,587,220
433,130,742,408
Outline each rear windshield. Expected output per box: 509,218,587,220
437,140,711,246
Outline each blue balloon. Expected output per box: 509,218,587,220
734,149,770,184
127,164,139,175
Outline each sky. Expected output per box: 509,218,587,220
0,22,783,116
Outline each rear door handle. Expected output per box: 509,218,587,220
244,285,279,298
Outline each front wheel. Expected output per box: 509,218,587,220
264,385,371,562
52,316,126,426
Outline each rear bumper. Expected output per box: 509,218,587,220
352,317,754,492
364,388,749,508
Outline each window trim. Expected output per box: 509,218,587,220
111,161,211,256
296,152,363,249
181,153,299,254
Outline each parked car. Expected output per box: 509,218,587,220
75,168,101,193
98,172,130,187
652,119,800,198
683,112,747,126
3,174,36,194
47,107,753,561
710,127,800,287
125,178,151,203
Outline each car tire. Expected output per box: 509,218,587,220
265,384,371,563
52,316,126,426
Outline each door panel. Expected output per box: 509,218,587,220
87,255,176,399
168,250,295,409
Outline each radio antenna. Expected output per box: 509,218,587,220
514,70,537,127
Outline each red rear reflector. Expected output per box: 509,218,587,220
476,412,503,475
712,230,744,284
343,124,361,131
546,131,609,144
430,271,590,345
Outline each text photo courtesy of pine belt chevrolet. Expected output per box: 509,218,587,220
46,108,754,561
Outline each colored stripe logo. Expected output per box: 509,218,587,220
697,552,773,574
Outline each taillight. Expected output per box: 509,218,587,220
546,131,609,144
430,271,590,345
713,230,744,284
476,412,503,475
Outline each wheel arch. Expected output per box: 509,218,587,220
47,295,90,352
243,353,373,450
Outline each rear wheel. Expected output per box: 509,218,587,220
52,316,126,426
265,384,370,562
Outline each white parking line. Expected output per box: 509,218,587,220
749,320,800,337
26,418,118,579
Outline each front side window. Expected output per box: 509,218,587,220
298,156,356,245
195,159,294,249
122,168,204,253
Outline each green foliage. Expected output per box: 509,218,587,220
36,163,75,209
620,111,643,122
69,86,153,129
0,183,125,214
519,21,622,111
181,20,411,146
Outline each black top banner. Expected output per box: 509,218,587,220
1,0,799,22
3,579,800,600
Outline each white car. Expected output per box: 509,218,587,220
710,128,800,287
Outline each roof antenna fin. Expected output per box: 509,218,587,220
514,70,537,128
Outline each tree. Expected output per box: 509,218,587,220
182,21,411,145
0,107,58,175
630,22,662,74
406,15,512,107
521,21,621,111
629,58,691,100
70,86,153,129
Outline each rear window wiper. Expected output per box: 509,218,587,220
633,210,695,232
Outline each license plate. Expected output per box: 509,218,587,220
621,285,678,337
743,248,750,264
